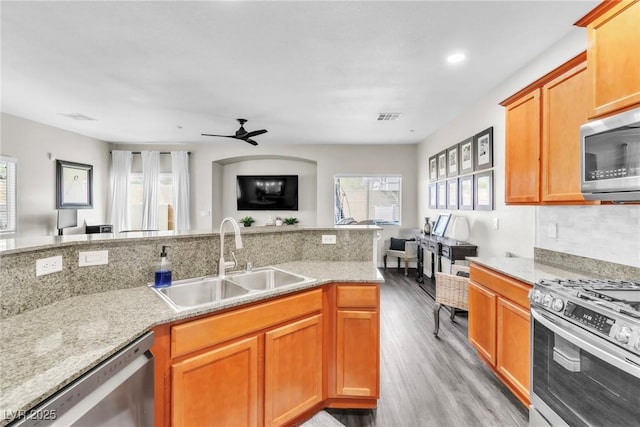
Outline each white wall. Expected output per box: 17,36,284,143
417,28,640,268
1,113,111,236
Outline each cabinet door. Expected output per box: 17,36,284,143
468,282,497,366
335,310,379,397
172,336,259,427
505,88,541,203
542,60,590,202
264,314,323,427
587,0,640,118
497,297,530,403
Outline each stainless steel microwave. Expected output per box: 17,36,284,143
580,107,640,201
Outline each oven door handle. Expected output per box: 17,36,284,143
532,308,640,377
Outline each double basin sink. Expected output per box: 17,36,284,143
149,267,315,312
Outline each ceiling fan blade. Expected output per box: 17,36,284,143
201,133,236,138
244,129,268,138
245,138,258,146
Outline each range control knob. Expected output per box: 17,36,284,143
615,326,632,344
635,337,640,352
551,298,564,312
543,294,553,308
532,290,543,303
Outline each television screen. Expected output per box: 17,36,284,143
57,208,78,229
236,175,298,211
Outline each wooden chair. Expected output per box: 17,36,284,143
383,237,418,276
433,264,469,336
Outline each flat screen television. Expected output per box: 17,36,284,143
236,175,298,211
57,208,77,235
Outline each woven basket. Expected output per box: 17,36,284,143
435,267,469,311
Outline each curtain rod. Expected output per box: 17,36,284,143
110,151,191,155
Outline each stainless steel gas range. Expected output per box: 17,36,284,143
529,278,640,427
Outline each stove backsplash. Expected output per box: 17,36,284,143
535,205,640,269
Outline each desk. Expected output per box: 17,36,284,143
416,234,477,293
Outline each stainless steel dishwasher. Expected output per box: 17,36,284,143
12,332,154,427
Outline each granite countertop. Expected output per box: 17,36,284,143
467,256,604,285
0,261,383,425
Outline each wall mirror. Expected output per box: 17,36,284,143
56,160,93,208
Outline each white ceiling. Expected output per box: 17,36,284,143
1,0,599,147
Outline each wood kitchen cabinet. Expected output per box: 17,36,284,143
576,0,640,118
468,263,531,407
502,53,595,205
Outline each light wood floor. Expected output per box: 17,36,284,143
327,268,529,427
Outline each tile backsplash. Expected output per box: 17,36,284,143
536,205,640,268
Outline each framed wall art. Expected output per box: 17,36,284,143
474,127,493,171
429,183,437,209
447,144,459,177
474,170,494,211
437,150,447,180
429,155,438,182
459,174,474,210
459,137,474,175
437,181,447,209
447,178,458,210
56,160,93,209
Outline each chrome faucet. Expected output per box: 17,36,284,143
219,217,243,277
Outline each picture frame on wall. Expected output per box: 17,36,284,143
437,181,447,209
428,183,437,209
474,127,493,171
459,137,474,175
56,160,93,209
447,144,459,177
474,170,494,211
429,156,438,181
459,174,474,210
447,178,458,210
437,150,447,180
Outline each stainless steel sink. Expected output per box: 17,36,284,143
227,267,313,291
150,276,250,311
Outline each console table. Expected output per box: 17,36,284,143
416,234,477,297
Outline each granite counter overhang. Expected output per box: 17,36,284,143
0,260,383,425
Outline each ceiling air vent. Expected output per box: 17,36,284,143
377,113,401,121
58,113,96,121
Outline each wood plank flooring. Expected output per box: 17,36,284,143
327,268,529,427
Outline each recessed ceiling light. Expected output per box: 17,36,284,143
446,52,466,64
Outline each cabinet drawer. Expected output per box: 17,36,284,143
427,241,440,253
171,289,323,358
336,285,379,309
441,246,451,258
470,264,531,308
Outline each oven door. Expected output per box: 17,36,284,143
530,308,640,427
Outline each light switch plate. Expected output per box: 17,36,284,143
322,234,337,244
36,255,63,276
548,223,558,238
493,218,499,230
79,250,109,267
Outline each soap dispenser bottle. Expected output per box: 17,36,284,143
154,245,172,288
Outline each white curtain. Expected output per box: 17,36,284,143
109,150,132,233
171,151,191,231
141,151,160,230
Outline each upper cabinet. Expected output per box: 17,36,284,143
501,53,593,204
576,0,640,118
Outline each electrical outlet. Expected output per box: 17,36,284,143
548,223,558,238
79,250,109,267
36,255,63,276
493,218,499,230
322,234,337,244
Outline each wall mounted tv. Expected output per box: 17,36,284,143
236,175,298,211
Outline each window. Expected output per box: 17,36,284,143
334,175,401,225
128,154,174,231
0,156,17,234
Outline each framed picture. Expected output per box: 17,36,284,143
447,144,459,177
437,150,447,180
474,127,493,171
56,160,93,209
429,156,437,181
428,183,437,209
447,178,458,210
459,137,474,175
437,181,447,209
474,170,494,211
459,175,474,210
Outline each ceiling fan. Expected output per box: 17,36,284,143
201,118,267,146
